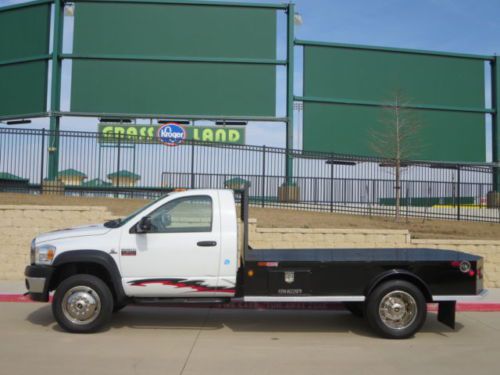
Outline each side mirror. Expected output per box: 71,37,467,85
135,216,153,233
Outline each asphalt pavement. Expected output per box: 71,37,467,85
1,280,500,375
1,302,500,375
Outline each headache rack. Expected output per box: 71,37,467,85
234,188,250,258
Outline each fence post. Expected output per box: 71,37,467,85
314,178,318,204
330,162,334,212
40,129,46,190
343,179,346,204
261,145,266,207
457,166,461,221
116,135,121,196
406,185,410,220
190,140,195,189
372,179,376,206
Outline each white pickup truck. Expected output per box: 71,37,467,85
25,189,486,339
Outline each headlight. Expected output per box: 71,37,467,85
34,244,56,265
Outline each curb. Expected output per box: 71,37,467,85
1,294,500,312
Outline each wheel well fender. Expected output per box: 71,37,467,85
365,269,432,302
51,250,127,304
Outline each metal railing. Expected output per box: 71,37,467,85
0,127,497,222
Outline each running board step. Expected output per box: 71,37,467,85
132,297,230,304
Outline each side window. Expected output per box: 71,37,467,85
147,196,212,233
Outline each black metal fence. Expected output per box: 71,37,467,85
0,127,498,222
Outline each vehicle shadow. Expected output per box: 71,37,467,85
26,304,463,338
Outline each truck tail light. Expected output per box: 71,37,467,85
451,261,477,277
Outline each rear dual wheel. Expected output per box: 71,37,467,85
365,280,427,339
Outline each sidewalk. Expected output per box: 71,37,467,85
0,280,26,294
2,280,500,311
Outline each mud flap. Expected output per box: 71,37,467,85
437,301,456,329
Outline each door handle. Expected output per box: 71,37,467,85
197,241,217,247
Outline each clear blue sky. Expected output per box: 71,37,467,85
1,0,500,159
293,0,499,55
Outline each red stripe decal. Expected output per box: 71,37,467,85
131,279,235,293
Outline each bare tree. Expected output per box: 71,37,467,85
370,90,424,221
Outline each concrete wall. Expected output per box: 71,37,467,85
1,205,499,288
248,219,412,249
0,205,113,280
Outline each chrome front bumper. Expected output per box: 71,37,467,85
25,276,46,294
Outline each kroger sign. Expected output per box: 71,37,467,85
157,123,186,146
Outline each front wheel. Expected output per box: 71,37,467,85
365,280,427,339
52,274,113,333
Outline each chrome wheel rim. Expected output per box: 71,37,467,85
62,286,101,325
378,290,417,330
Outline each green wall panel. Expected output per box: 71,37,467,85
71,60,276,116
71,2,277,117
302,46,486,162
0,4,51,61
0,62,49,117
0,3,51,117
73,3,276,59
303,102,485,162
304,46,484,107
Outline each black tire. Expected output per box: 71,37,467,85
52,274,113,333
365,280,427,339
343,302,364,318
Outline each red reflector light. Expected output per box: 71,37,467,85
257,262,279,267
451,261,460,268
469,270,475,277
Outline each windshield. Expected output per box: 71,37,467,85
104,194,169,228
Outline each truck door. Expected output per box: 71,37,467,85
120,192,227,297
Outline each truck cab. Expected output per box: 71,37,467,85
25,189,487,339
26,189,238,295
